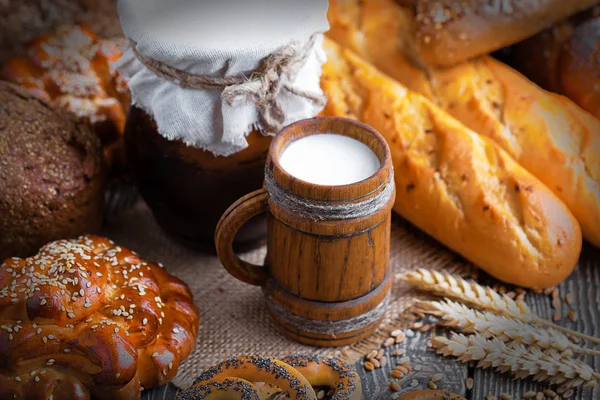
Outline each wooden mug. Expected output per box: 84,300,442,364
215,117,395,347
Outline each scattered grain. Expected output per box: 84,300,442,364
553,311,562,322
564,293,575,306
384,337,395,347
522,391,537,399
390,382,401,392
544,390,557,397
465,377,474,390
567,310,577,322
364,361,374,371
428,381,438,390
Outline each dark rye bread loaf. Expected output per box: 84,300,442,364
0,82,105,261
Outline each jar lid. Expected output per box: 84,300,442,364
115,0,329,156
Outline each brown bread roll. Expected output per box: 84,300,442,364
0,82,105,261
514,9,600,119
410,0,599,67
321,38,582,289
327,0,600,248
1,25,130,169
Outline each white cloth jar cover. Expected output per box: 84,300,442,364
114,0,329,156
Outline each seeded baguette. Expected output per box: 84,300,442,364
321,39,582,289
327,0,600,247
410,0,599,67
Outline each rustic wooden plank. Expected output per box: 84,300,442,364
471,243,600,400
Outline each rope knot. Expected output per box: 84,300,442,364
131,35,326,134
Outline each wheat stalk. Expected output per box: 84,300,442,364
397,269,600,345
416,300,600,357
431,333,599,390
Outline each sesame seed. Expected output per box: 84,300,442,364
142,318,148,325
64,349,70,353
115,373,121,379
15,377,22,382
40,299,47,305
152,352,159,357
35,376,40,382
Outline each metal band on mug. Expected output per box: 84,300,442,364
263,289,391,335
264,167,395,221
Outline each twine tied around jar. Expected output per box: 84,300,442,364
130,35,326,134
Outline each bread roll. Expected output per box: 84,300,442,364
410,0,599,67
514,9,600,119
0,0,121,63
327,0,600,248
321,38,581,289
1,25,129,168
0,82,105,261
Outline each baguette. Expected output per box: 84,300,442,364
327,0,600,247
410,0,600,67
321,38,582,289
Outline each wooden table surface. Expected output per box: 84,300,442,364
142,242,600,400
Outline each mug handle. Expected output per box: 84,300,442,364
215,188,270,286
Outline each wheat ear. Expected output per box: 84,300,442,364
431,333,599,389
398,269,600,345
416,300,600,357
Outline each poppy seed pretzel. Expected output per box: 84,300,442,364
178,355,317,400
0,235,199,400
280,355,361,400
176,355,362,400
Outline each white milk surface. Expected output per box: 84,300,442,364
279,134,381,186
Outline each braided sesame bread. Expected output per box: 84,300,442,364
0,235,199,400
409,0,599,67
321,38,582,289
327,0,600,248
1,25,129,167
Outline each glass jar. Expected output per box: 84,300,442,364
125,106,272,252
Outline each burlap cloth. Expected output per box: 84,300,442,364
102,191,470,389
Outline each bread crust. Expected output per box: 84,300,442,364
327,0,600,247
412,0,600,67
514,10,600,119
322,39,582,289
